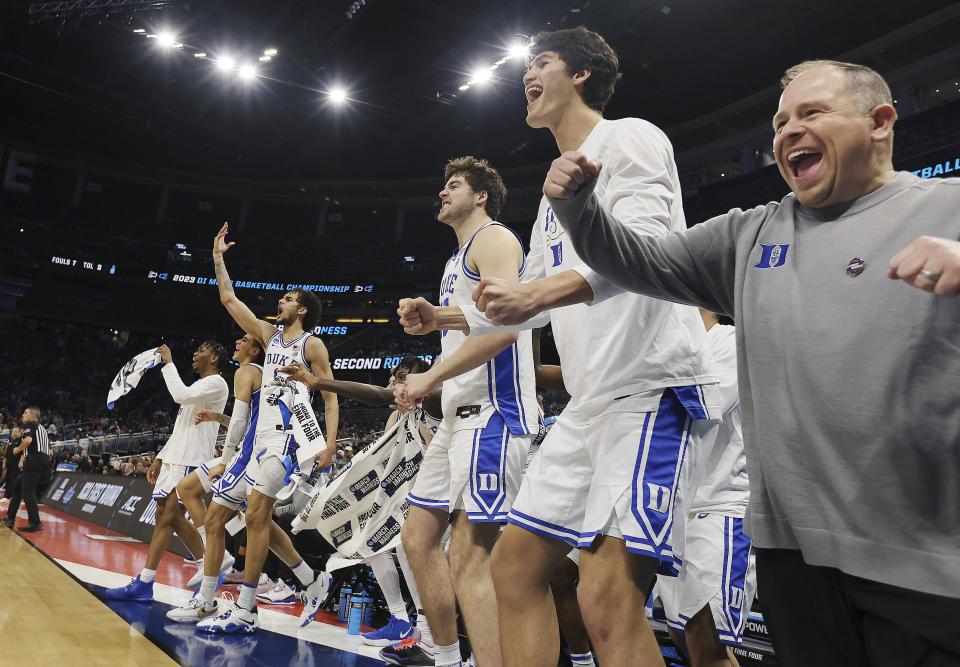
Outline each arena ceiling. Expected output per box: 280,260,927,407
1,0,959,181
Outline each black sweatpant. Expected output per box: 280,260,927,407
756,548,960,667
5,453,50,525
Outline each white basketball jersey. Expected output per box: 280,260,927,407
438,222,538,435
257,329,311,438
528,118,717,414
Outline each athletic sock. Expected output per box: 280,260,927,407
416,611,434,646
238,582,258,611
434,642,461,667
569,651,596,667
290,560,314,587
199,575,219,608
139,568,156,583
369,551,409,622
198,525,207,548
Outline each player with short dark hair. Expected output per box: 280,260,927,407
104,341,229,601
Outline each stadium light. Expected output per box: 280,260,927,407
238,64,257,81
194,52,206,58
508,43,529,59
215,55,236,72
133,28,145,34
471,68,492,84
329,86,348,103
458,84,470,91
156,30,176,47
264,48,278,56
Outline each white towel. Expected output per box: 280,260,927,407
107,347,161,409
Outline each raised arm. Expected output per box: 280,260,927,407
305,338,338,468
550,168,738,316
158,345,229,405
213,222,277,345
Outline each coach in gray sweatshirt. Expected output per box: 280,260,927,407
472,61,960,664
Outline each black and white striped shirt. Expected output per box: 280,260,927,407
25,423,50,457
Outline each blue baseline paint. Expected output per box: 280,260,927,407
86,584,383,667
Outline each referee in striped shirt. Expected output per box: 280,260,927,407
2,407,51,532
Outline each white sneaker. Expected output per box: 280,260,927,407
196,599,260,634
256,579,297,604
223,567,245,584
256,573,275,595
298,571,332,627
188,552,237,589
166,596,219,624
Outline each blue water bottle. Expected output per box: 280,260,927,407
347,590,364,634
359,585,374,626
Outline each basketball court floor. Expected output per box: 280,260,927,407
0,497,384,666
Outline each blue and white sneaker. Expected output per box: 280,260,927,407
298,571,333,627
196,600,260,634
361,615,415,646
103,575,154,601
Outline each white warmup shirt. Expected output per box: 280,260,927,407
690,324,749,516
463,118,717,415
157,365,229,467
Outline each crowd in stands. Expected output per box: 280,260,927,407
0,314,406,486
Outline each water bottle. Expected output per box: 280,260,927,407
359,585,374,626
338,582,353,623
347,592,364,634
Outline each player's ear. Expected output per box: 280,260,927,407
573,68,591,86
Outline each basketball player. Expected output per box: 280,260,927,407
204,222,337,633
174,334,266,590
281,356,441,655
105,341,229,601
397,28,719,666
165,333,262,622
656,310,754,667
393,156,539,667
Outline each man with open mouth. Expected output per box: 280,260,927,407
481,59,960,665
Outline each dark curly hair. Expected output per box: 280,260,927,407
200,340,229,372
443,156,508,221
290,288,322,332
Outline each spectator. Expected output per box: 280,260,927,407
77,449,93,472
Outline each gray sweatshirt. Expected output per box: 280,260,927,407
554,172,960,597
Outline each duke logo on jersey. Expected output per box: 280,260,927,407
755,243,790,269
543,206,562,242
